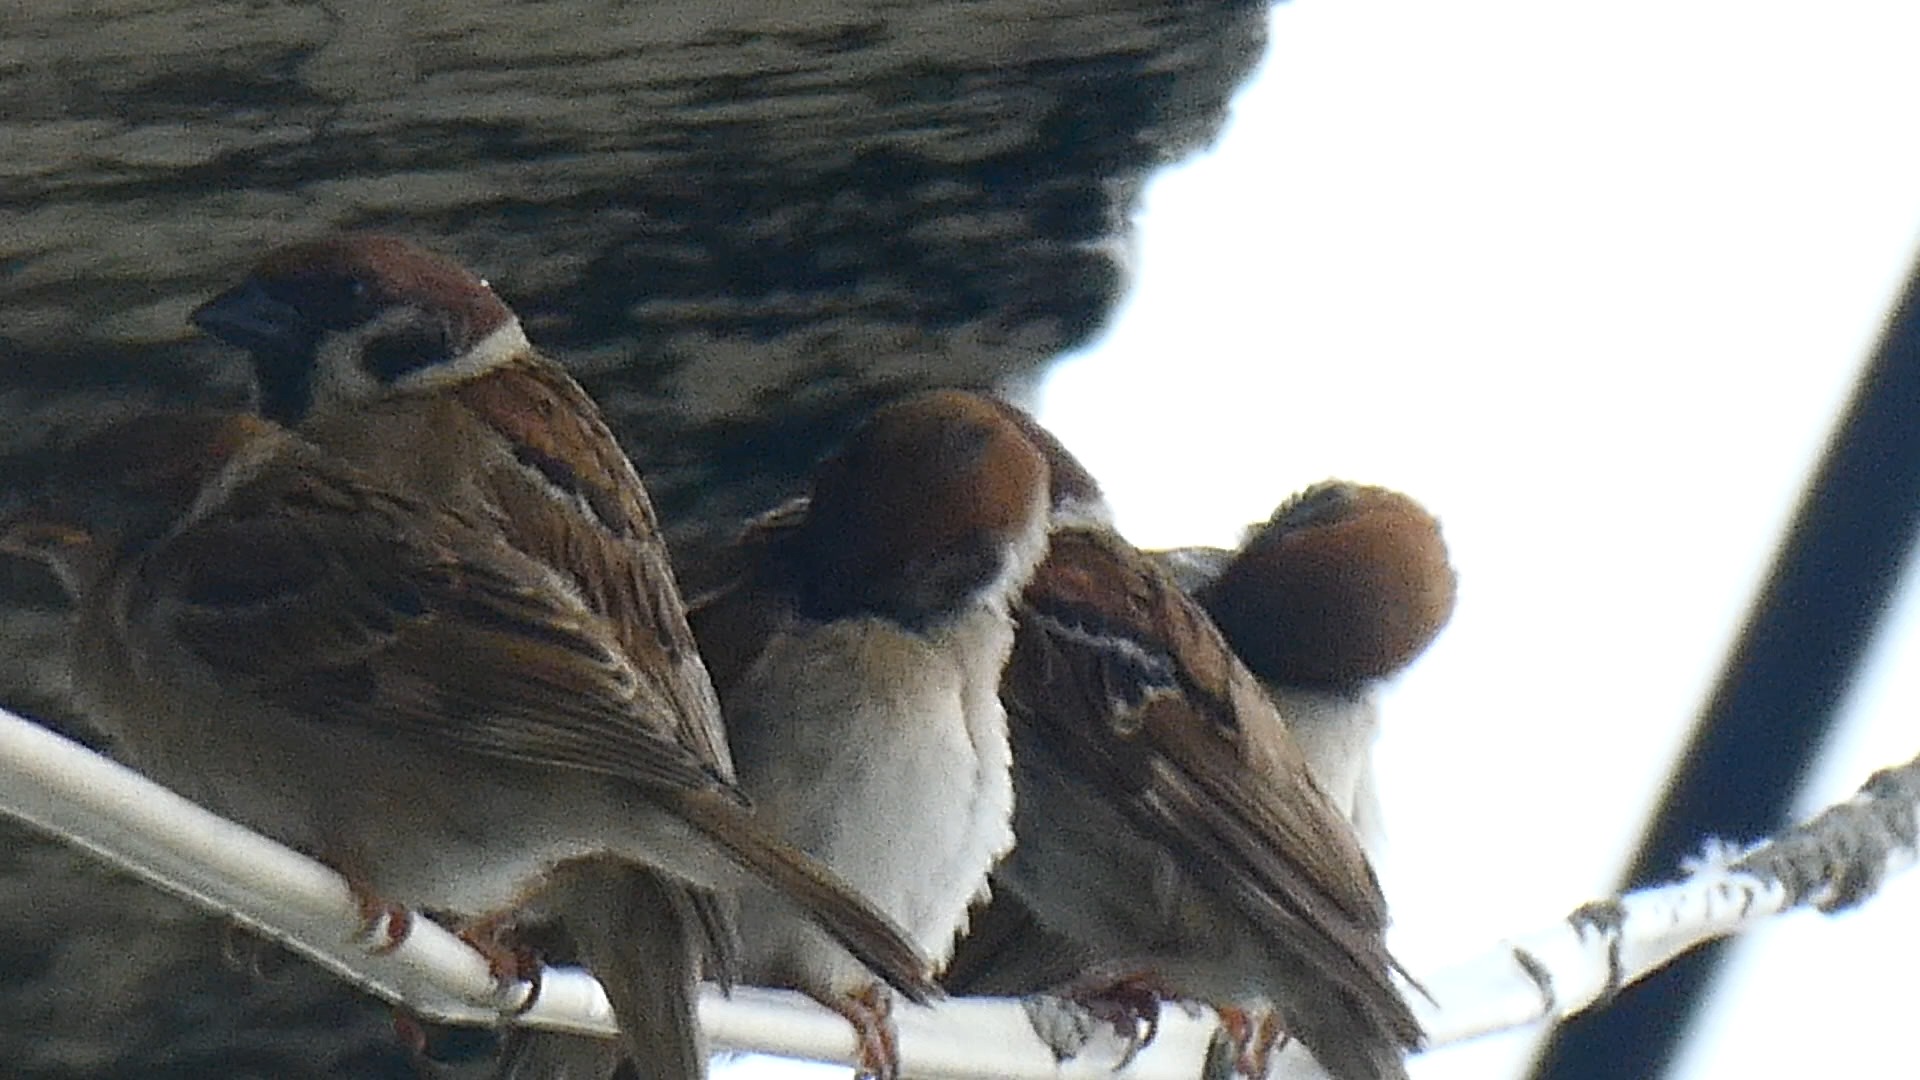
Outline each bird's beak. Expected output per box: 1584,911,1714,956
191,279,309,355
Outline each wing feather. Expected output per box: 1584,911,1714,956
1005,526,1398,1000
144,454,728,797
454,360,736,779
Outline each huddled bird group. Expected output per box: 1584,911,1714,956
0,235,1456,1080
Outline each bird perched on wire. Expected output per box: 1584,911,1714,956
687,390,1050,1079
188,233,767,1080
1157,481,1457,857
942,407,1423,1080
173,231,955,1078
1,410,938,1080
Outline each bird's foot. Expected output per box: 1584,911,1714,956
456,912,545,1014
1020,993,1099,1062
1216,1004,1288,1078
828,984,899,1080
349,882,414,954
1023,970,1167,1067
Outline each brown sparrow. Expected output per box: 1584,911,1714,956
188,234,732,781
945,407,1423,1080
189,233,926,1080
0,412,934,1080
687,390,1050,1079
1160,481,1457,855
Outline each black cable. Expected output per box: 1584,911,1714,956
1526,250,1920,1079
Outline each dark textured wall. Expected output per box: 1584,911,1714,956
0,1,1270,1074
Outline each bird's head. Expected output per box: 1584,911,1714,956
192,233,527,425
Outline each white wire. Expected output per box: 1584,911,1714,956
1,704,1913,1079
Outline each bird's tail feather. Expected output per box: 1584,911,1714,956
676,791,938,1003
547,861,713,1080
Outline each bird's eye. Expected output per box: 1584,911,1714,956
326,277,376,324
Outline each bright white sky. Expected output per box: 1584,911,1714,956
724,1,1920,1076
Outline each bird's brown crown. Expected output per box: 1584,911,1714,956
976,397,1107,524
1198,481,1457,689
194,234,521,424
245,233,513,338
796,390,1050,628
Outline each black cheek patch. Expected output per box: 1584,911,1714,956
360,325,454,384
252,347,319,425
800,532,1006,630
894,536,1004,628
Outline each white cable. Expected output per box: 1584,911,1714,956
1,704,1913,1079
1411,749,1920,1049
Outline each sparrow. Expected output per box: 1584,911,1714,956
944,406,1423,1080
687,390,1051,1078
1160,481,1457,855
0,412,935,1080
185,232,891,1080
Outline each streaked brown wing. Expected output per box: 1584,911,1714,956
453,358,735,779
1005,526,1396,991
144,455,728,797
